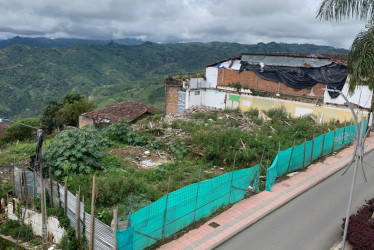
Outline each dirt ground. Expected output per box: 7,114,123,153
108,146,174,169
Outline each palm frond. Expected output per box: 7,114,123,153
317,0,374,21
348,23,374,93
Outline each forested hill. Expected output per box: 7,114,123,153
0,41,348,118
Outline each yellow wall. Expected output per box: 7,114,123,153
239,95,368,123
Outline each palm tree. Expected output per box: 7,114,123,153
317,0,374,111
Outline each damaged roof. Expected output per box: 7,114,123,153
206,52,348,67
81,101,162,124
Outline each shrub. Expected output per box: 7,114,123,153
44,126,111,177
2,118,41,142
344,198,374,249
103,120,148,146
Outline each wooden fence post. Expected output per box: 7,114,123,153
310,135,315,163
286,140,296,173
23,167,28,200
332,128,337,152
75,190,80,240
302,140,306,169
64,181,68,217
321,133,326,157
113,207,118,250
89,176,96,250
18,173,23,202
49,169,53,207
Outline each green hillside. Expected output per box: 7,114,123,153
0,41,348,118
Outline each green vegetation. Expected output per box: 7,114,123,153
0,42,347,119
0,219,39,245
44,109,345,225
1,119,40,143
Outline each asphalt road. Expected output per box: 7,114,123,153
216,151,374,250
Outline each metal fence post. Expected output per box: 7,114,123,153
162,176,171,241
193,166,202,222
229,155,236,204
286,140,295,173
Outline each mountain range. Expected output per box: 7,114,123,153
0,37,349,119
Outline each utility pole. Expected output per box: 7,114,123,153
37,129,48,250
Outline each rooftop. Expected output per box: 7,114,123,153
206,52,348,67
81,101,161,124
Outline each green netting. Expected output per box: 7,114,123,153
334,127,345,150
288,143,305,172
277,147,292,177
313,134,324,161
265,122,360,192
265,155,278,191
323,130,335,156
117,165,260,250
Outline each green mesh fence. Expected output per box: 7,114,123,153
117,164,260,250
266,122,364,191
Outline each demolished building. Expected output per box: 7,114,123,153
165,53,372,123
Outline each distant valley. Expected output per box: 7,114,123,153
0,37,348,118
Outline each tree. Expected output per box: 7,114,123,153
55,99,95,128
317,0,374,111
41,100,63,133
62,92,84,105
2,118,40,142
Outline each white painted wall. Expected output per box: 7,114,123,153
324,83,373,109
219,59,241,70
295,107,313,117
7,203,65,244
189,90,203,107
201,89,226,109
205,67,218,88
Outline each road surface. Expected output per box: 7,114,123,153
216,151,374,250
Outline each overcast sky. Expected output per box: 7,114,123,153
0,0,367,49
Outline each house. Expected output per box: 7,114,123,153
165,52,372,123
79,101,161,128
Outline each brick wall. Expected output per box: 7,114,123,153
165,85,181,114
217,68,325,98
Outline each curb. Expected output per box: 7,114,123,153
209,139,374,249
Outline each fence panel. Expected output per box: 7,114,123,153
13,170,114,250
118,165,260,250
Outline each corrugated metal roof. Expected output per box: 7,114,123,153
206,52,348,67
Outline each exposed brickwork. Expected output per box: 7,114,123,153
217,68,325,98
165,85,180,114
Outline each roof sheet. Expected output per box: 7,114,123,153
206,52,348,67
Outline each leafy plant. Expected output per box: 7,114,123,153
103,120,148,146
168,141,188,160
44,126,111,177
344,198,374,249
2,118,40,142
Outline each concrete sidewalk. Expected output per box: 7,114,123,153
159,135,374,250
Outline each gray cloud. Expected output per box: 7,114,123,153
0,0,367,48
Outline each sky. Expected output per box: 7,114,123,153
0,0,368,49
